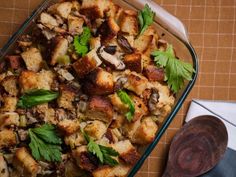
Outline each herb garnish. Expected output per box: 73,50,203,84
73,27,91,57
117,90,135,122
138,4,155,35
152,44,195,93
83,132,119,167
28,124,62,162
17,89,59,108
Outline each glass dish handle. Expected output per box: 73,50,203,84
129,0,190,44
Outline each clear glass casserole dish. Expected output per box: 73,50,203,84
0,0,198,176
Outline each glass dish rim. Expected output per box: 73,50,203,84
0,0,199,176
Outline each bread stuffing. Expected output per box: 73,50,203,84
0,0,195,176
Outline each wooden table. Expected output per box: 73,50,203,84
0,0,235,176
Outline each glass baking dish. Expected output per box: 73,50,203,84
0,0,198,176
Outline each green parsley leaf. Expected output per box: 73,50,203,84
152,45,195,93
29,124,62,162
83,132,119,166
73,27,91,57
117,90,135,122
17,89,59,109
138,4,155,35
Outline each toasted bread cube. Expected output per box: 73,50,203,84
84,120,107,140
0,112,20,129
1,76,18,96
0,96,17,112
90,37,101,49
65,160,86,177
73,49,102,78
0,129,17,148
65,131,86,148
131,95,148,122
124,71,149,95
58,119,80,135
119,11,139,36
132,117,158,144
35,104,57,124
72,146,98,172
21,48,43,72
80,0,109,20
86,96,113,123
0,155,9,177
98,17,120,44
51,37,69,65
92,164,130,177
134,35,153,53
111,140,140,165
109,93,129,114
57,85,76,111
143,65,165,82
68,15,84,35
142,54,152,68
122,119,141,139
39,12,59,29
55,2,72,19
19,70,54,93
83,68,114,95
123,53,142,73
12,147,40,177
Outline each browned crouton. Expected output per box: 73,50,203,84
12,147,40,177
92,164,131,177
21,48,43,72
57,85,76,111
1,76,18,96
35,104,57,124
90,37,101,49
124,71,149,95
51,36,69,65
132,117,158,145
68,15,84,35
72,146,99,172
83,68,114,95
19,70,54,93
0,96,17,112
39,12,59,29
109,93,128,114
80,0,109,20
111,140,140,165
64,131,86,148
119,10,139,36
122,119,141,139
130,95,148,122
84,120,107,140
5,55,22,69
0,129,17,148
53,2,73,19
58,119,80,135
0,155,9,177
134,35,153,53
143,65,165,82
86,96,113,123
110,113,126,129
73,49,102,78
0,112,19,129
123,53,142,73
98,17,120,44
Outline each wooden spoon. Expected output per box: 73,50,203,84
162,115,228,177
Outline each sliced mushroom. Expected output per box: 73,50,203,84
114,76,128,91
117,34,134,54
97,46,125,70
104,46,117,55
148,88,160,114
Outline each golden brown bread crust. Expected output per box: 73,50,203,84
123,53,142,73
12,147,40,177
131,95,148,122
0,129,17,148
0,96,18,112
1,76,19,96
0,112,20,129
84,120,107,140
0,155,9,177
98,17,120,44
83,68,114,95
57,84,76,111
86,96,113,123
58,119,80,135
